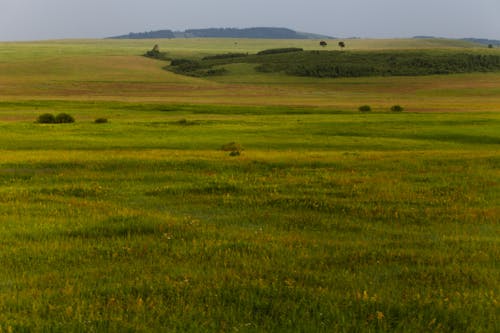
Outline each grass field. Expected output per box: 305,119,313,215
0,38,499,332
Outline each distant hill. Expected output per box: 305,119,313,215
461,38,500,46
413,36,437,39
412,36,499,47
108,30,175,39
108,27,333,40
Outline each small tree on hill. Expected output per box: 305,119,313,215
488,44,494,49
320,40,327,47
145,44,168,60
338,41,346,50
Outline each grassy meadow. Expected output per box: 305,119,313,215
0,38,499,332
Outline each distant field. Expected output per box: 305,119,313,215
0,39,498,332
1,38,500,112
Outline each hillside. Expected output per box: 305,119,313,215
108,27,333,39
2,38,500,109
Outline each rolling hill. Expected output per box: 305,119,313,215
108,27,334,40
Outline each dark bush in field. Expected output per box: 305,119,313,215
221,142,243,156
144,44,169,60
36,113,56,124
170,58,198,67
94,118,108,123
358,105,372,112
289,63,377,78
204,68,227,76
55,113,75,123
391,105,404,112
202,53,248,60
175,118,197,126
257,48,303,55
168,58,227,77
169,59,204,74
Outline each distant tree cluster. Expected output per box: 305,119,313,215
185,27,303,39
109,27,334,40
162,46,500,79
168,58,227,77
144,45,169,60
108,30,175,39
202,53,249,60
257,48,303,55
264,52,500,78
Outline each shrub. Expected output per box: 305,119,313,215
36,113,56,124
170,59,199,67
55,113,75,123
175,118,197,126
204,68,228,76
257,48,303,55
94,118,108,123
358,105,372,112
391,105,404,112
144,44,170,60
202,53,248,60
220,142,243,152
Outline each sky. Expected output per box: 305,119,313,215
1,0,499,41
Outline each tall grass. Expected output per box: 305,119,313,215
0,103,498,331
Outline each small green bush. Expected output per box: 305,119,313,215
175,118,198,126
94,118,108,124
391,105,404,112
36,113,56,124
220,142,243,152
358,105,372,112
55,113,75,123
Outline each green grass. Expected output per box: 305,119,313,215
0,39,498,332
0,102,498,332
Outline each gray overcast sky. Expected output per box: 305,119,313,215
1,0,499,41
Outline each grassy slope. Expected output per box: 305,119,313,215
1,38,499,112
0,39,498,331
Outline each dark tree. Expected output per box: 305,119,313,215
488,44,494,49
145,44,168,60
338,41,346,49
320,40,327,47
